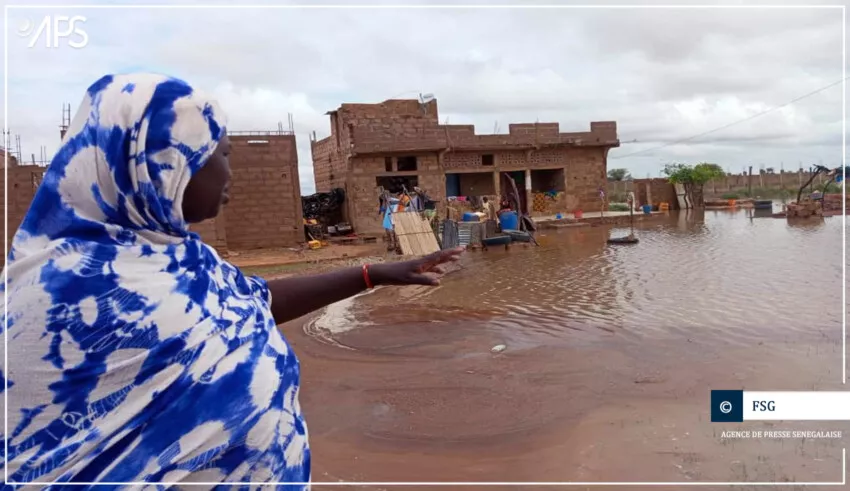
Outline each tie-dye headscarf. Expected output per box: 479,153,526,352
1,74,310,487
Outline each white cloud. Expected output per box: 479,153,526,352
3,1,845,191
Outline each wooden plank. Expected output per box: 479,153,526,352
392,212,439,256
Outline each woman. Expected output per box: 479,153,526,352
1,73,462,487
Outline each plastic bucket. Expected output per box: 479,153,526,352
642,204,652,215
498,210,519,230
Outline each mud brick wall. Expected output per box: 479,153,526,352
224,135,303,250
634,178,677,209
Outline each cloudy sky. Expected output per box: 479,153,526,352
3,0,845,194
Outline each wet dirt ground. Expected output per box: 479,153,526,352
280,209,848,490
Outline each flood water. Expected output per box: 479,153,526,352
287,209,848,490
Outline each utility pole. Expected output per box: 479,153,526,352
748,166,753,196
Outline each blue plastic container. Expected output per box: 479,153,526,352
641,204,652,215
462,212,478,222
499,211,519,230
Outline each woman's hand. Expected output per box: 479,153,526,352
369,247,465,286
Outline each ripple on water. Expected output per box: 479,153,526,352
306,210,843,349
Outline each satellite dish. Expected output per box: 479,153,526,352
420,93,435,103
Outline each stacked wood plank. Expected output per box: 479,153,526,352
392,212,440,256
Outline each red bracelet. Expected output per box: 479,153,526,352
362,264,374,289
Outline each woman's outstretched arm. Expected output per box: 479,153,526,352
265,248,464,325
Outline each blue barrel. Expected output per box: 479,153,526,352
462,212,478,222
499,210,519,230
642,204,652,215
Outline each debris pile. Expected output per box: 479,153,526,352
786,199,822,219
822,193,850,212
302,188,345,223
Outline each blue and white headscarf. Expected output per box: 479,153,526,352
1,74,310,487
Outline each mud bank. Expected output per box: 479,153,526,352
285,316,845,490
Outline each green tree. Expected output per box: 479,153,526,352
664,162,724,208
607,168,632,181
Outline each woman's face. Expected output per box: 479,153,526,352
182,134,232,223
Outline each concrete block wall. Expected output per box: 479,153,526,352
633,178,678,209
565,147,608,212
189,216,228,252
338,147,610,234
443,152,485,169
453,172,496,196
2,133,304,265
705,171,824,194
347,154,445,234
350,116,617,154
224,135,302,250
311,134,348,193
314,97,617,157
1,165,45,267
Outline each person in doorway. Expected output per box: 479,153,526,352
1,73,463,487
481,196,496,221
499,196,511,212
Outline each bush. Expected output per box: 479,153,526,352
608,192,629,203
823,182,842,194
608,203,630,212
721,192,740,200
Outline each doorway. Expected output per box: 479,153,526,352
500,171,527,213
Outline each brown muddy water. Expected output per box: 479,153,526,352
283,208,848,490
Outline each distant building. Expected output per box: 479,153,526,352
0,148,19,168
310,98,619,234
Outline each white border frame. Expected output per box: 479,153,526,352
2,3,847,487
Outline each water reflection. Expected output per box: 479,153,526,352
315,210,842,350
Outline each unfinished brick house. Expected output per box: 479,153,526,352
2,131,301,267
310,98,619,235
